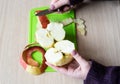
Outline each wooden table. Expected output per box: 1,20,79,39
0,0,119,84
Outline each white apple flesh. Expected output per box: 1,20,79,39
35,22,65,49
55,40,75,54
47,22,65,41
45,40,75,66
35,28,54,48
45,48,64,66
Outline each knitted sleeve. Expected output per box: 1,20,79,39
84,60,120,84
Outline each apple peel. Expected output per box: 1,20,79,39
36,10,50,29
20,44,47,75
61,18,86,36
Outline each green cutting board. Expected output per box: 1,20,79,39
29,7,77,72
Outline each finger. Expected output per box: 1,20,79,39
58,6,70,13
45,62,59,71
50,0,58,10
74,66,81,72
53,0,66,9
51,0,70,10
68,61,79,69
71,50,88,68
67,66,74,72
45,62,67,74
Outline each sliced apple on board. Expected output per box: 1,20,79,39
45,40,75,66
35,17,76,66
35,22,65,49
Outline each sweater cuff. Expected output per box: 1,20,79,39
84,60,107,83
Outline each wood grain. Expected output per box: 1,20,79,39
0,0,119,84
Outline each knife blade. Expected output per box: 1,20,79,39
35,9,57,16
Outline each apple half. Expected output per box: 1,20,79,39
45,40,75,66
35,22,65,49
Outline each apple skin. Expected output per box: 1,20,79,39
36,11,50,28
20,57,27,69
26,65,41,75
20,45,47,75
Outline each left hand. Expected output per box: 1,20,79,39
46,50,91,79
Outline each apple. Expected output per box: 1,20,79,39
45,40,75,66
35,22,65,48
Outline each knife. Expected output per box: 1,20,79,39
35,8,58,16
35,3,82,16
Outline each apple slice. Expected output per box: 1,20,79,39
54,40,75,54
35,28,54,48
45,40,75,66
47,22,65,41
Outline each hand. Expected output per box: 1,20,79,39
50,0,70,12
46,50,91,80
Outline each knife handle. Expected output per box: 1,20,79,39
53,5,70,12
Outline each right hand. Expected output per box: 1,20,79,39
50,0,70,12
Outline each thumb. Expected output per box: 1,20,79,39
71,50,88,68
45,62,67,74
50,0,70,10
